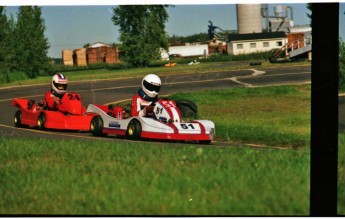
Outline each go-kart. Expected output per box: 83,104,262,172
86,99,216,144
12,92,98,131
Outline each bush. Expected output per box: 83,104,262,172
7,71,29,82
106,62,132,70
0,70,28,84
340,39,345,92
48,62,133,73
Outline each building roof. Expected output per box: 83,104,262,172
228,32,286,42
88,42,111,48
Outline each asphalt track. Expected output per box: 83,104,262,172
2,63,339,149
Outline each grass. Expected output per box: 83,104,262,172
338,133,345,215
0,137,310,215
170,84,311,148
0,84,314,215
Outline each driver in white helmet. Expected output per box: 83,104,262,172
44,73,68,112
132,74,161,117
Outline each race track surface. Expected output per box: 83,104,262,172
1,64,324,148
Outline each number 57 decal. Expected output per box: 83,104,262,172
180,124,195,129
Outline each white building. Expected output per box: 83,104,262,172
227,32,287,55
168,44,208,57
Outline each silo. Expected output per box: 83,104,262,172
236,4,262,34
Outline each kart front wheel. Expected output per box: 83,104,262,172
127,119,142,140
90,115,106,137
14,110,23,127
37,113,46,129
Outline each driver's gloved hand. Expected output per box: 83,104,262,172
108,104,115,110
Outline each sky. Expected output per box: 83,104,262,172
3,3,345,58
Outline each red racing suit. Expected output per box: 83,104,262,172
131,89,158,117
45,90,66,112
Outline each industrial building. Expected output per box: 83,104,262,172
168,44,209,58
62,4,311,64
227,32,287,55
163,4,311,61
227,4,312,61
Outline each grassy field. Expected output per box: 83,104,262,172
0,137,310,215
116,84,311,148
0,84,316,215
339,133,345,215
170,84,311,148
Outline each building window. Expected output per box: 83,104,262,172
237,44,243,49
250,43,256,48
276,41,283,47
263,42,269,47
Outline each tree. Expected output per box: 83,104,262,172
168,33,210,44
341,11,345,92
340,38,345,92
0,7,12,74
14,6,49,78
112,5,169,67
307,3,312,26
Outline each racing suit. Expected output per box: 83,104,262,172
45,90,66,112
131,88,158,117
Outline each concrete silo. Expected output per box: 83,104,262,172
236,4,262,34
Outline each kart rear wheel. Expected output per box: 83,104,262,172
127,119,142,140
14,110,23,127
37,113,46,129
90,115,106,137
176,99,198,118
199,140,211,145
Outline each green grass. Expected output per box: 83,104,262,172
0,137,310,215
338,133,345,215
170,84,311,148
0,84,314,215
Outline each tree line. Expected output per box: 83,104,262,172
0,6,49,82
0,5,209,82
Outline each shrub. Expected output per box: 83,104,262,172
340,39,345,92
0,70,28,84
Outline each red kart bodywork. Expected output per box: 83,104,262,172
86,99,216,143
12,92,98,131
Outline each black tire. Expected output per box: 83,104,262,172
14,110,23,127
177,105,197,118
37,113,46,130
176,99,197,113
90,115,106,137
126,119,142,140
199,140,211,145
176,99,198,118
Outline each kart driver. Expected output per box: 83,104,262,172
132,74,161,117
44,73,68,112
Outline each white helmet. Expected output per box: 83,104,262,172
51,73,68,95
142,74,161,98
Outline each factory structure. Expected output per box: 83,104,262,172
62,4,311,66
228,4,312,61
167,4,311,61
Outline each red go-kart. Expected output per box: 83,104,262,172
86,99,216,144
12,92,98,131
